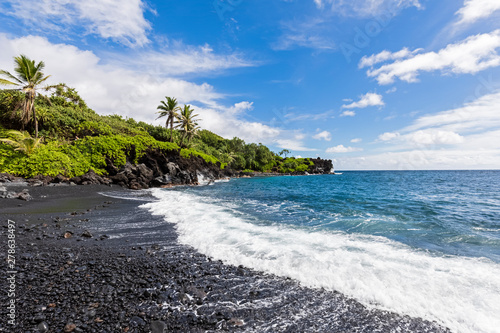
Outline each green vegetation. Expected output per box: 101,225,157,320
0,55,62,138
156,96,180,142
176,104,200,146
0,130,43,155
0,55,319,179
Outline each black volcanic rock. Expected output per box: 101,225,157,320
309,157,333,174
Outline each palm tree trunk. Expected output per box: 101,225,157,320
29,92,38,138
169,118,174,142
33,105,38,138
180,132,186,147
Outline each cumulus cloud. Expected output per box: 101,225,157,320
326,145,363,153
456,0,500,26
340,110,356,117
378,132,401,141
379,129,464,146
313,130,332,141
350,90,500,170
195,105,281,143
342,93,384,109
312,0,421,17
407,130,465,145
351,138,362,143
359,47,421,68
334,146,500,170
1,0,152,47
0,34,228,120
365,30,500,85
0,34,292,146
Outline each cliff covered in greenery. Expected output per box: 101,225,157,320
0,56,332,187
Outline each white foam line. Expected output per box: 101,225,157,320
142,188,500,333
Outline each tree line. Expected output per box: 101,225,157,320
0,55,314,176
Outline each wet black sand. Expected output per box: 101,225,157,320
0,184,451,332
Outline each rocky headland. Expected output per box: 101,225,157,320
1,149,334,199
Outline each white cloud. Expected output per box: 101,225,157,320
342,92,384,109
326,145,363,153
456,0,500,26
226,101,254,115
366,30,500,85
359,47,421,68
276,139,318,151
313,0,421,17
273,33,336,51
272,18,335,51
340,110,356,117
195,105,281,143
117,45,254,76
378,132,401,141
285,110,335,121
1,0,152,47
313,130,332,141
351,90,500,170
334,147,500,170
351,138,362,143
404,90,500,134
407,130,465,145
0,34,285,145
379,129,464,146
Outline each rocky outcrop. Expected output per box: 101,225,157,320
0,173,23,183
102,148,231,190
70,170,112,186
0,150,334,192
0,186,32,200
308,158,334,174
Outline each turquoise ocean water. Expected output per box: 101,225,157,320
142,171,500,333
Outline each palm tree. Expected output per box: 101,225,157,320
156,97,180,142
0,130,43,155
176,105,200,146
0,55,57,138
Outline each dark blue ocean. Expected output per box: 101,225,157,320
141,171,500,333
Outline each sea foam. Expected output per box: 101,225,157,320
142,188,500,333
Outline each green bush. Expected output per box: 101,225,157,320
0,134,183,178
76,121,113,137
180,148,222,167
1,141,89,178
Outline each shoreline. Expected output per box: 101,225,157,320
0,184,451,332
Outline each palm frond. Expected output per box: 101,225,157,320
0,130,43,155
0,70,22,84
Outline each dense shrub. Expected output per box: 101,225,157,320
0,85,321,177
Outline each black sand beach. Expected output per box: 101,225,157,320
1,184,451,332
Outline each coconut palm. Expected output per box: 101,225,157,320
156,97,180,142
0,130,43,155
0,55,58,138
176,105,200,146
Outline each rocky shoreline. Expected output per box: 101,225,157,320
1,149,335,195
0,184,452,333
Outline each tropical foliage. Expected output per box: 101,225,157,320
176,104,200,146
0,130,43,155
0,55,318,179
156,96,180,142
0,55,62,137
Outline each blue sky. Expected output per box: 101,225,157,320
1,0,500,170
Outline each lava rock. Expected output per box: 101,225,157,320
81,230,93,238
151,320,166,333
